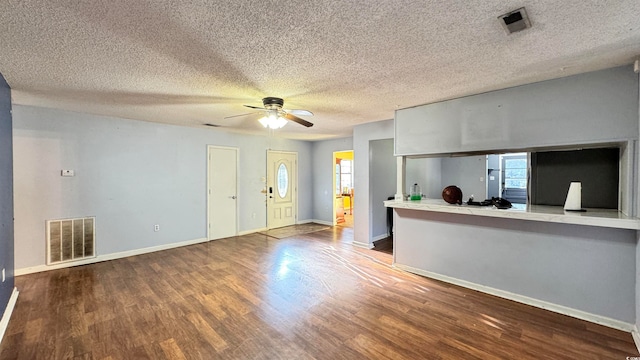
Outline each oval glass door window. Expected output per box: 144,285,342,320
277,163,289,198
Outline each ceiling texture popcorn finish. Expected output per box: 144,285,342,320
0,1,639,140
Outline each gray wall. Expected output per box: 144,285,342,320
405,157,442,199
0,73,14,317
353,119,394,247
636,74,640,335
395,66,639,156
406,156,486,200
394,209,636,323
637,231,640,332
369,139,396,240
311,137,353,224
441,156,487,201
12,105,313,270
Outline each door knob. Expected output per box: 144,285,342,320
230,195,236,199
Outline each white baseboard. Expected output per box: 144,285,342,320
238,228,268,236
298,219,333,226
239,221,334,236
352,240,373,249
15,237,208,276
394,263,635,332
0,287,19,345
632,326,640,353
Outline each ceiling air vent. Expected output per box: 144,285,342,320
498,7,531,34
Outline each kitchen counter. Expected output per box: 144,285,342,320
387,198,638,328
384,199,640,230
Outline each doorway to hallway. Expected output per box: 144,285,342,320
333,150,354,227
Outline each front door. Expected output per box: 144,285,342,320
501,154,528,204
208,146,238,240
267,151,297,229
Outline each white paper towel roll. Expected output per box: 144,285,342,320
564,182,582,211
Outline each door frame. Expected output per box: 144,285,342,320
333,150,354,226
499,152,528,204
333,151,339,226
266,150,298,229
207,145,239,240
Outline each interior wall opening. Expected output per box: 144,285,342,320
333,150,354,227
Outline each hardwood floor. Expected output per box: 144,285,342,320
1,225,637,359
372,236,393,254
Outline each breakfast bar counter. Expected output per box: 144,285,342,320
384,199,640,230
384,199,638,329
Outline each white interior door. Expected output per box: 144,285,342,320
267,151,297,229
208,146,238,240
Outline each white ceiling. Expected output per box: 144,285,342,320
0,1,639,140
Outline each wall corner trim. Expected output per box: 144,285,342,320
0,287,19,345
352,241,374,249
632,326,640,354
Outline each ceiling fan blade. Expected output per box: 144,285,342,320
224,111,260,119
284,112,314,127
287,109,314,116
243,105,265,110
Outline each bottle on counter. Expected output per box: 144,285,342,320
410,183,422,201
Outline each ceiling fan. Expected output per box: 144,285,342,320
225,97,314,129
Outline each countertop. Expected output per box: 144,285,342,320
384,198,640,230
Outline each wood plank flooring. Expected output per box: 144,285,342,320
1,225,638,359
372,236,393,254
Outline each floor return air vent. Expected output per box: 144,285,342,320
46,217,96,265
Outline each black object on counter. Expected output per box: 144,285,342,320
466,197,513,209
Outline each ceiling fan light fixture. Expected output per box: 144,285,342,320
259,115,288,129
236,97,314,128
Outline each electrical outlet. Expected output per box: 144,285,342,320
154,224,160,232
2,268,5,282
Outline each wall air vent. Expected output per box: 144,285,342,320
47,217,96,265
498,7,531,34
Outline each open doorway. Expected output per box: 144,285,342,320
487,153,528,205
333,150,354,227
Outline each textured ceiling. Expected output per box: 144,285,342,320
0,1,639,140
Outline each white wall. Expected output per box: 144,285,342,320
12,105,313,270
369,139,396,240
353,119,394,248
311,137,353,224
